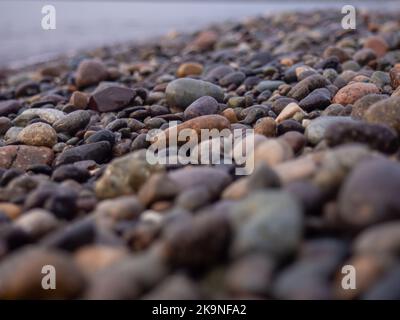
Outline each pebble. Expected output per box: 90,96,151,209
52,164,91,182
0,203,21,220
85,129,115,145
15,209,60,239
351,94,389,119
69,91,89,109
95,150,164,199
332,83,380,105
176,62,203,78
163,212,230,269
338,158,400,229
0,100,21,117
0,145,54,170
363,36,389,58
253,117,276,137
183,96,219,120
364,97,400,134
74,245,128,275
354,221,400,256
389,65,400,89
53,110,91,134
276,102,305,124
299,88,332,112
0,247,85,299
75,59,108,88
325,121,399,153
88,85,137,112
230,191,303,259
288,74,329,100
0,117,12,135
13,108,65,126
17,122,57,147
55,141,111,166
304,116,356,145
165,78,224,109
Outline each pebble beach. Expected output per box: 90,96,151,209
1,8,400,299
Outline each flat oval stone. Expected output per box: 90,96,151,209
288,75,330,101
75,59,108,88
338,158,400,229
183,96,219,120
0,100,21,117
333,83,380,105
364,97,400,134
13,108,66,126
55,141,111,166
0,247,85,299
230,191,303,260
0,145,54,170
304,116,356,145
53,110,91,134
17,122,57,147
89,86,136,112
166,78,224,109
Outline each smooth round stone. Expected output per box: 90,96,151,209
338,158,400,229
0,117,12,135
351,94,389,119
85,129,115,145
69,91,89,109
276,103,305,124
168,167,231,197
95,149,164,199
137,172,179,207
362,266,400,300
74,245,128,274
255,80,285,92
363,36,389,58
0,145,54,170
225,254,275,296
335,253,393,300
143,274,201,300
53,110,91,134
183,96,219,120
15,209,60,238
364,97,400,134
0,247,85,299
13,108,66,126
279,131,306,154
0,100,22,117
304,116,356,145
55,141,111,166
163,212,230,269
219,71,245,87
52,164,91,182
332,83,380,105
88,85,137,112
288,75,329,101
176,62,203,78
230,191,303,260
84,251,167,299
0,203,21,220
254,117,276,137
325,121,399,153
165,78,224,109
75,59,108,88
250,139,294,168
354,221,400,256
299,88,332,112
17,122,57,147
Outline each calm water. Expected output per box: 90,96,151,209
0,1,398,68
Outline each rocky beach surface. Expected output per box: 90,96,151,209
1,10,400,299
